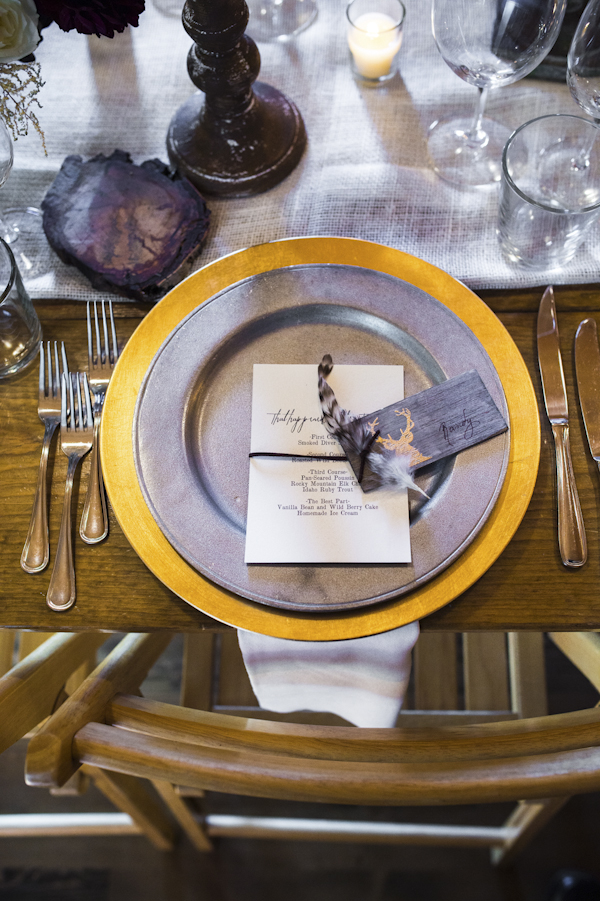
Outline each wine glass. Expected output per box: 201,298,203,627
245,0,317,42
567,0,600,173
429,0,567,188
561,0,600,181
0,117,47,277
0,119,17,245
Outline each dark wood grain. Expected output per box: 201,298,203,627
166,0,306,196
1,289,599,634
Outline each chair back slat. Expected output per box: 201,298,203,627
103,693,600,764
413,633,458,710
463,633,510,711
72,720,600,807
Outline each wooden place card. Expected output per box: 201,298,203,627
338,370,508,492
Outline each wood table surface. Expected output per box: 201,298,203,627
2,288,600,634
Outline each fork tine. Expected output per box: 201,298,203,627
52,342,60,397
94,300,102,363
68,372,75,429
82,372,93,427
101,300,109,364
108,300,118,363
86,301,93,367
61,372,68,429
60,341,69,380
38,342,45,395
75,373,83,430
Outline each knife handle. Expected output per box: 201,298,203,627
552,423,587,568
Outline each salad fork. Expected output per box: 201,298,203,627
80,299,119,544
21,341,69,574
47,372,94,612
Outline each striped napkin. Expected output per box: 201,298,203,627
238,621,420,728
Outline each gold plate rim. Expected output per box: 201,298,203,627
101,237,540,640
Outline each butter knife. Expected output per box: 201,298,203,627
575,317,600,474
537,286,587,568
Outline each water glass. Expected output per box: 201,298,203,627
347,0,405,85
0,238,42,380
498,114,600,270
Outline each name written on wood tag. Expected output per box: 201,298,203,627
339,370,508,492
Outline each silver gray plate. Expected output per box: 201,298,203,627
133,264,509,612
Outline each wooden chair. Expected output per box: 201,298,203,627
23,629,600,865
0,629,180,848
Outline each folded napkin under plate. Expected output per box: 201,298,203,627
239,621,420,728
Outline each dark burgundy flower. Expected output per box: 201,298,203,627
35,0,145,37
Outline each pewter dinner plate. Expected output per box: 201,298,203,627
133,264,509,612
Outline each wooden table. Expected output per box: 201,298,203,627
2,288,600,634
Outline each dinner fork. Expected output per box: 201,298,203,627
80,299,118,544
21,341,69,574
47,372,94,612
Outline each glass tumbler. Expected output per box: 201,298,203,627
498,114,600,270
347,0,406,85
0,237,42,380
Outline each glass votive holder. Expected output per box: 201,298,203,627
0,237,42,380
497,114,600,271
346,0,406,85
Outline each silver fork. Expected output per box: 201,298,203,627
21,341,69,574
47,372,94,612
80,299,118,544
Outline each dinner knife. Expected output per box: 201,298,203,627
537,286,587,568
575,317,600,473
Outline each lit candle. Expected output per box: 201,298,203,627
347,3,404,81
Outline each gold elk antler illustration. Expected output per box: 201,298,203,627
375,408,431,467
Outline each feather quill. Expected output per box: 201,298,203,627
318,354,373,456
367,451,429,498
317,354,428,496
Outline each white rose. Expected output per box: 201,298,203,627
0,0,39,61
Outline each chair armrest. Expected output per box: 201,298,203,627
0,632,107,754
25,632,172,788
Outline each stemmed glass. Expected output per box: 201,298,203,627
429,0,567,188
245,0,317,42
0,119,18,246
0,117,46,277
567,0,600,147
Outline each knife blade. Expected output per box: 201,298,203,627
537,286,587,568
575,317,600,470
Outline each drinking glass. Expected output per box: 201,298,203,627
0,237,42,380
497,114,600,269
246,0,317,42
429,0,567,188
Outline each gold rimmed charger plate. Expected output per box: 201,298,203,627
101,237,540,640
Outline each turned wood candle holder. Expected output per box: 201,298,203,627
167,0,307,197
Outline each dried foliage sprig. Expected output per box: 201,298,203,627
0,61,46,151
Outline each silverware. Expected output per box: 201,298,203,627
575,317,600,472
47,372,94,611
21,341,69,574
80,300,119,544
537,286,587,568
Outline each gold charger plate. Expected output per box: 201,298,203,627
101,237,540,640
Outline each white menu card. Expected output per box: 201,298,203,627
244,364,411,564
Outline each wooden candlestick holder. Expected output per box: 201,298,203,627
167,0,307,197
